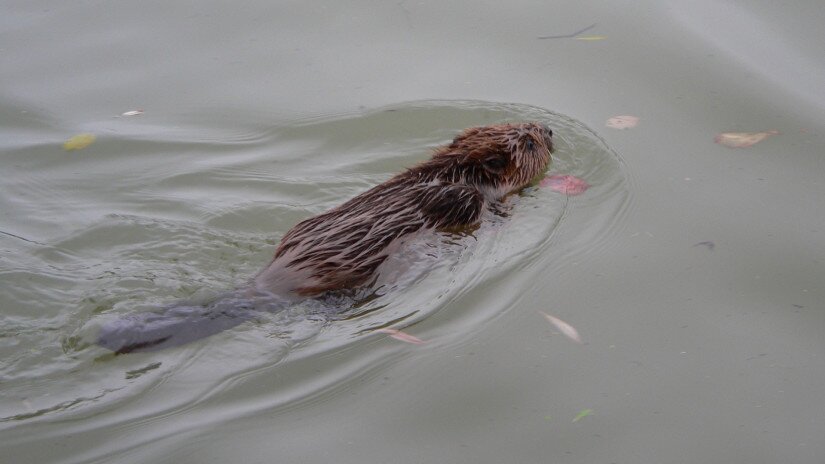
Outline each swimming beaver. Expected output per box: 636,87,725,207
98,122,554,353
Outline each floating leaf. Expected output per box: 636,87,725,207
606,115,639,129
63,133,96,151
539,175,590,196
715,130,778,148
539,311,582,343
575,35,607,41
572,409,593,422
121,109,144,117
376,328,426,345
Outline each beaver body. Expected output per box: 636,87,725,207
255,122,553,296
98,122,553,353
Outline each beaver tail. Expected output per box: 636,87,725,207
97,290,288,354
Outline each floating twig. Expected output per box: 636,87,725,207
693,241,715,251
538,23,597,40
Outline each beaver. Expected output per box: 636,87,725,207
98,122,554,353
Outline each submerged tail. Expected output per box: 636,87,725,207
97,290,288,354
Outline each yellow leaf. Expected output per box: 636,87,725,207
63,133,96,151
575,35,607,41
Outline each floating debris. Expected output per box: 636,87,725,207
715,131,778,148
606,115,639,129
121,109,144,117
539,311,582,344
63,133,96,151
572,408,594,422
693,241,715,251
540,175,590,196
538,23,597,40
376,328,426,345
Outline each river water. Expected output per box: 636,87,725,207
1,1,824,463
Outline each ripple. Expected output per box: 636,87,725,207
0,100,630,462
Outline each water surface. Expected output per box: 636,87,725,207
2,1,824,463
1,100,627,462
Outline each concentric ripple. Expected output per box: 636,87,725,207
0,100,630,462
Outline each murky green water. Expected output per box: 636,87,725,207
1,100,628,460
2,1,824,463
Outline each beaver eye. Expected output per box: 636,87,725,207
525,139,536,151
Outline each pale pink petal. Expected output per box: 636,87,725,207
376,328,426,345
539,311,582,343
539,174,590,195
715,130,778,148
606,115,639,129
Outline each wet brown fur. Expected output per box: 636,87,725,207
253,122,553,296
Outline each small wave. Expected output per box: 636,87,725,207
0,101,630,463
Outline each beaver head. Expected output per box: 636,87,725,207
419,122,554,200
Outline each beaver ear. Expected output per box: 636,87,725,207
482,153,508,174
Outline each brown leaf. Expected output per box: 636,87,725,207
715,131,778,148
606,115,639,129
376,328,426,345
